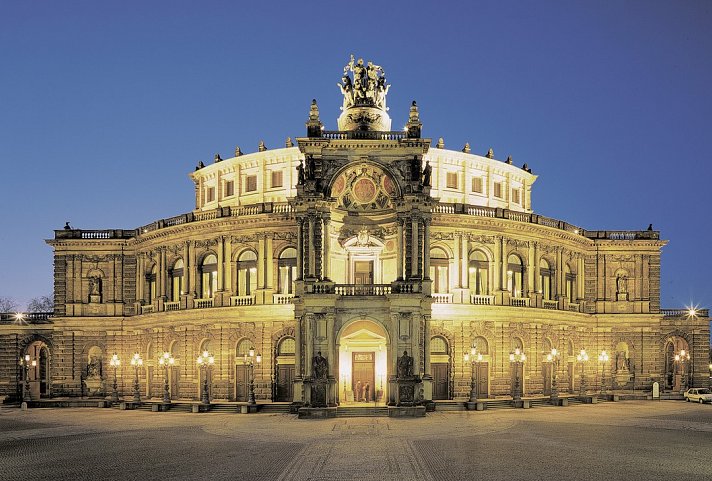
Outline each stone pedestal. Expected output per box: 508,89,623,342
396,377,421,406
84,376,104,397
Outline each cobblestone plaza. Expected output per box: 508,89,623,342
1,401,710,481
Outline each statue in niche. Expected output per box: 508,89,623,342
615,350,630,373
87,355,102,379
88,276,102,303
305,155,316,180
397,350,414,379
422,160,432,187
312,351,328,380
616,275,628,294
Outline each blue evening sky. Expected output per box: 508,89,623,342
1,1,710,311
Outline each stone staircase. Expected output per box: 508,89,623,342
336,406,389,417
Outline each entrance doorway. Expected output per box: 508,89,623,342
430,336,450,400
352,352,375,402
354,261,374,285
275,337,296,402
25,341,50,400
338,320,388,405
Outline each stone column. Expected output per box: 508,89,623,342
322,217,331,280
266,234,274,289
137,254,145,303
257,234,266,289
296,218,303,280
224,238,232,294
411,217,419,278
189,241,197,297
423,220,431,279
460,234,468,288
500,237,507,290
217,237,225,291
396,218,404,280
182,242,190,303
308,217,315,278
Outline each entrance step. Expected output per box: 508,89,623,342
433,401,465,411
259,403,292,414
336,406,389,417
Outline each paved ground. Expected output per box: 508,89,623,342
0,401,711,481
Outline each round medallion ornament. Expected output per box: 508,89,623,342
352,178,377,204
382,175,396,196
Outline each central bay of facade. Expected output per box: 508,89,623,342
38,57,705,409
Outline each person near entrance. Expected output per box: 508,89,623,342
364,382,370,402
355,380,362,401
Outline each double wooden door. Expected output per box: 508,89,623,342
235,365,249,401
352,352,374,402
275,364,294,402
432,363,449,400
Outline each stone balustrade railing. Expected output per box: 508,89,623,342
543,300,558,310
55,201,656,243
432,293,453,304
320,130,406,141
335,284,392,296
164,301,180,311
661,308,709,318
273,294,295,304
0,312,53,323
194,298,214,309
470,295,495,305
230,295,255,307
511,297,530,307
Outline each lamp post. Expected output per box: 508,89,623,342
598,350,609,394
674,349,690,391
109,354,121,403
130,353,143,403
576,349,589,396
509,348,526,401
196,350,214,405
244,347,261,405
464,347,484,402
18,354,36,403
159,352,175,404
546,348,560,401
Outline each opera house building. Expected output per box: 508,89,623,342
1,58,708,413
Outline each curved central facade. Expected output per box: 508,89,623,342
3,58,707,408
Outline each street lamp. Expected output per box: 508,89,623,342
464,346,484,402
598,350,609,394
509,348,526,401
196,350,214,405
130,353,143,403
576,349,589,396
109,354,120,403
244,347,262,405
159,352,175,404
546,348,560,401
674,349,690,391
18,354,37,403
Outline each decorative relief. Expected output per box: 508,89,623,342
194,239,218,249
467,234,496,244
331,164,397,211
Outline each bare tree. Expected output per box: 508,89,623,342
0,296,19,313
27,295,54,313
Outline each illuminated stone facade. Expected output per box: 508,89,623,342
1,59,708,405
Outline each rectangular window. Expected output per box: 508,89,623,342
446,172,458,189
271,170,283,188
245,175,257,193
205,187,215,203
512,188,520,204
472,177,483,194
224,180,234,197
493,182,502,199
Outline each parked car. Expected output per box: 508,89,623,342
683,388,712,403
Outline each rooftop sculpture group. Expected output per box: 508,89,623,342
338,54,390,111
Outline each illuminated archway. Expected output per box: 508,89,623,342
338,319,389,405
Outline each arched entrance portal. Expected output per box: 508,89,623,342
663,336,690,392
24,340,50,400
338,320,388,405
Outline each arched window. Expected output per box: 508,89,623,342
430,336,449,354
429,248,449,294
237,251,258,296
468,250,489,295
147,265,157,301
200,254,218,299
236,339,253,361
278,248,297,295
473,336,489,355
540,258,553,301
565,263,576,303
278,337,295,356
169,259,184,302
507,254,524,298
